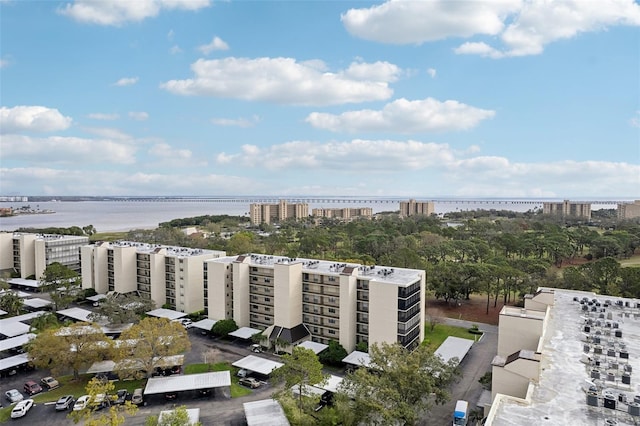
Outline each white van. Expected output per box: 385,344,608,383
453,400,469,425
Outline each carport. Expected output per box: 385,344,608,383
192,318,217,333
229,327,262,340
244,399,290,426
145,308,187,321
8,278,43,292
57,307,93,322
296,340,328,355
23,298,52,310
0,321,30,338
342,351,372,369
434,336,474,366
0,353,30,375
144,371,231,398
0,333,35,352
232,355,283,377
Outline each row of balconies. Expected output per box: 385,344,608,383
302,284,340,297
302,294,339,307
357,290,369,301
302,304,339,318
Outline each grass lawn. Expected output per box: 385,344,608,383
0,374,147,422
422,323,478,351
183,362,252,398
90,231,127,242
620,254,640,267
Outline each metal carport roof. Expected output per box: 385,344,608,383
0,321,30,337
0,353,30,371
296,340,328,355
191,318,217,331
434,336,474,366
144,371,230,394
244,399,290,426
57,307,93,322
0,333,35,352
342,351,371,368
232,355,283,376
229,326,261,340
23,298,52,309
145,308,187,320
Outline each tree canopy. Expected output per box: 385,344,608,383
68,376,138,426
90,293,156,325
40,262,81,310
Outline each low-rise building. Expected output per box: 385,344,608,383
204,254,425,352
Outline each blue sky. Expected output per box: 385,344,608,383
1,0,639,198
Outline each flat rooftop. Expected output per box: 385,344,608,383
500,306,546,320
96,240,225,258
489,290,640,426
207,253,423,286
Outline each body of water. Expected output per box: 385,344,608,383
0,198,618,233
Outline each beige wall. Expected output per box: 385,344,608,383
34,239,47,280
274,262,302,328
368,279,398,347
149,252,166,308
112,246,137,294
232,261,250,327
492,358,540,400
178,254,210,313
339,273,357,352
81,245,95,290
17,234,36,279
207,260,231,320
498,309,546,357
0,233,12,273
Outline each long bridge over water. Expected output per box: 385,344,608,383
108,197,626,206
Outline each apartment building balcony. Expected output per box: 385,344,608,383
356,312,369,324
357,290,369,301
249,284,273,296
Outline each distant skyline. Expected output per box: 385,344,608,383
1,0,639,198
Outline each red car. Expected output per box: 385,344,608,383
23,380,42,396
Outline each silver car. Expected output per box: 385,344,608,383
5,389,24,403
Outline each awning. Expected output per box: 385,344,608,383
144,371,230,394
229,327,262,340
0,333,35,352
342,351,371,368
57,307,93,322
0,353,30,371
146,308,187,321
232,355,283,376
296,341,328,355
434,336,474,366
191,318,217,331
23,298,53,309
244,399,290,426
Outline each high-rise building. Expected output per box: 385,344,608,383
0,232,89,279
204,254,425,352
542,200,591,219
618,200,640,220
81,241,225,313
399,199,434,217
311,207,373,221
249,200,309,225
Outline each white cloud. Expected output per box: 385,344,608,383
1,134,136,164
0,106,72,134
113,77,139,87
427,68,436,78
0,58,10,68
148,143,191,160
198,36,229,55
128,111,149,121
83,127,131,140
211,115,260,128
305,98,495,133
59,0,211,26
342,0,640,57
630,111,640,128
88,112,120,120
341,0,519,44
161,58,399,106
169,45,182,54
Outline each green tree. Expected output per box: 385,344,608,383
90,293,156,325
144,405,202,426
211,318,238,338
0,290,24,316
83,224,97,236
27,322,113,380
226,232,254,255
40,262,81,310
29,312,60,333
68,377,138,425
116,317,191,378
318,340,348,366
273,346,327,415
338,342,459,426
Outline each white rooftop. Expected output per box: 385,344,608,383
0,321,30,337
86,294,107,302
23,298,52,309
292,374,345,397
57,307,93,322
0,289,31,298
0,353,30,371
0,333,35,352
191,318,217,331
0,309,6,316
146,308,187,320
488,290,640,426
244,399,290,426
232,355,283,376
297,340,328,355
144,371,231,394
229,326,262,340
8,278,43,288
99,240,224,258
342,350,372,368
434,336,474,366
87,354,185,374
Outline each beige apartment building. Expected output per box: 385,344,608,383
486,288,640,425
81,241,225,313
249,200,309,225
542,200,591,219
0,232,89,279
311,207,373,221
399,199,434,217
618,200,640,220
204,254,425,352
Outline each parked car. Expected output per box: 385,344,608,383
250,344,263,353
23,380,42,396
55,395,75,411
131,388,144,406
239,377,261,389
237,369,248,378
114,389,128,405
10,399,34,419
164,392,177,401
41,376,60,390
73,395,90,411
91,394,108,410
180,318,193,329
5,389,23,403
